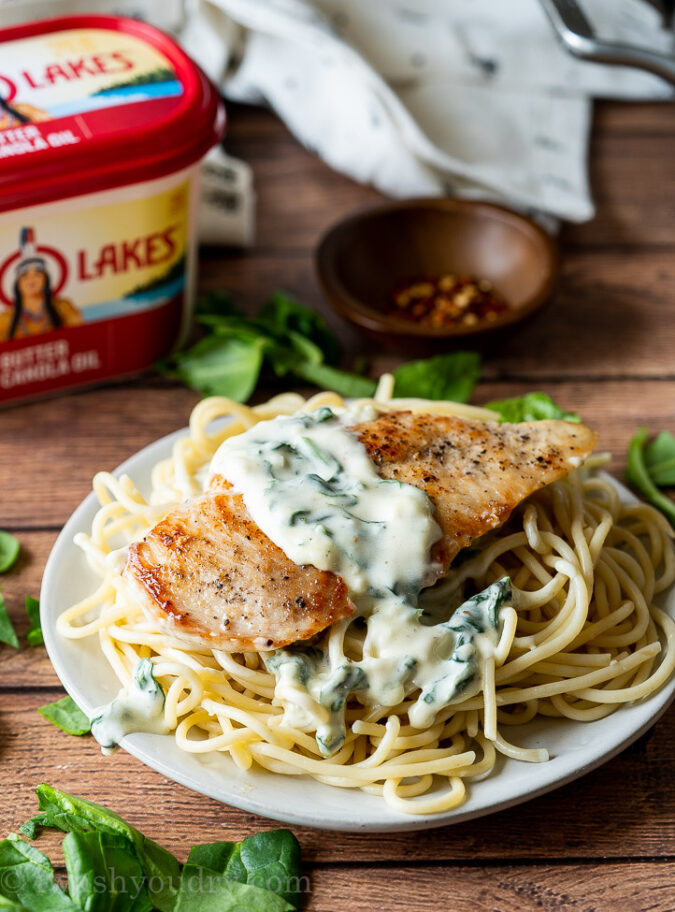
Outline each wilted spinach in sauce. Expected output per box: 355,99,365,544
211,407,512,756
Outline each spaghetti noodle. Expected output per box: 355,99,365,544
58,382,675,814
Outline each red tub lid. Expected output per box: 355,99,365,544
0,15,225,212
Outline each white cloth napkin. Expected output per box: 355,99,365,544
180,0,673,222
3,0,673,222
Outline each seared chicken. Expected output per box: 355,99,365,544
352,412,597,571
125,490,353,652
124,413,597,651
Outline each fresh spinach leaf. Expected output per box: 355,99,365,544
644,430,675,487
63,830,152,912
238,831,302,907
265,332,325,380
392,352,481,402
186,843,239,876
0,896,31,911
17,818,49,841
486,391,579,423
188,831,302,909
30,785,181,912
175,865,292,912
626,427,675,527
38,696,91,736
25,597,43,647
0,531,19,574
291,361,377,398
0,589,18,649
160,335,267,402
0,834,77,912
258,291,341,365
196,291,243,320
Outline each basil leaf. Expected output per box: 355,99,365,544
644,430,675,487
38,696,91,736
392,352,481,402
626,427,675,527
25,597,43,647
0,532,19,574
0,589,18,649
291,361,377,398
0,834,77,912
63,830,152,912
160,335,267,402
30,785,181,912
175,865,293,912
486,391,580,423
188,831,302,909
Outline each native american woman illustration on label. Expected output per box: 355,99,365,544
0,228,82,341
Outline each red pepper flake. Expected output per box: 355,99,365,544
388,273,509,329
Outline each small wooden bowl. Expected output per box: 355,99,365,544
315,198,559,350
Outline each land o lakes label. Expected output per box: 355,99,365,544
0,15,225,404
0,180,190,399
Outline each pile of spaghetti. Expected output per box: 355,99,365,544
58,384,675,815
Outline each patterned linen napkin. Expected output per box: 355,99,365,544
2,0,673,222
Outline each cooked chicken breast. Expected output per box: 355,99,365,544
124,490,353,652
352,412,598,571
124,413,597,651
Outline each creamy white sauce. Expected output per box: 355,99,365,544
90,658,167,754
210,407,511,755
210,405,442,596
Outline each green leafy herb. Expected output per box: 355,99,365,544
63,830,152,912
160,289,492,405
258,291,341,365
28,785,181,912
159,335,268,402
188,831,302,908
0,834,77,912
626,427,675,527
17,819,47,841
24,597,43,647
159,290,347,403
0,589,18,649
195,290,240,320
643,430,675,487
0,896,31,911
486,391,579,423
0,531,19,573
159,290,383,402
392,352,481,402
38,696,91,736
292,361,377,398
175,867,292,912
15,785,304,912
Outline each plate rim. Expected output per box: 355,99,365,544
40,424,675,832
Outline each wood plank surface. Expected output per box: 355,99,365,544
308,863,675,912
2,691,674,863
200,248,675,378
1,99,674,911
223,102,675,251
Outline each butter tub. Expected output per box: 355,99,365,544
0,14,225,404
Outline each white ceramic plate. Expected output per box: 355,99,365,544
41,427,675,832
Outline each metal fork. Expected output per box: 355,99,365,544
539,0,675,85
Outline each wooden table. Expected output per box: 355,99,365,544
1,100,674,911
